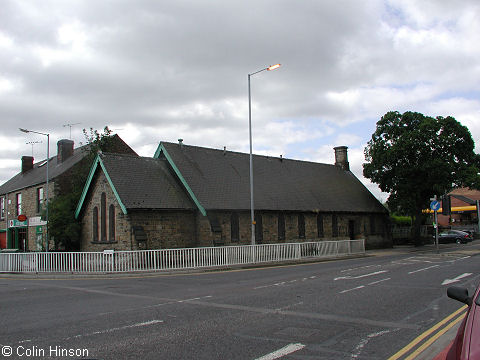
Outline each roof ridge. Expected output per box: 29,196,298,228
101,152,166,162
161,141,335,167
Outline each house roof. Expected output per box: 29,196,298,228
153,141,387,214
75,153,195,217
0,134,135,195
0,145,86,195
444,188,480,208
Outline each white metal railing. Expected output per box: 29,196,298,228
0,239,365,273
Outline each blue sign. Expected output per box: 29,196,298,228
430,200,440,211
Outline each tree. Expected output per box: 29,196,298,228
363,111,480,245
46,127,114,250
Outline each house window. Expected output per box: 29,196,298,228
332,214,338,237
0,197,5,220
298,213,305,239
101,192,107,241
109,204,115,242
37,187,44,213
92,207,99,242
278,213,285,241
317,214,324,238
255,213,263,244
231,212,239,242
370,215,376,235
16,193,22,216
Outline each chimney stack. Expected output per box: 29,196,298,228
57,139,74,163
178,138,184,148
334,146,349,171
21,156,34,173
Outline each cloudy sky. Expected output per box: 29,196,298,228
1,0,480,201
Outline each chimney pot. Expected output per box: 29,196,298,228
57,139,74,163
21,156,34,173
334,146,349,171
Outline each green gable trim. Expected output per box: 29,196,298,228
74,154,128,219
153,143,207,216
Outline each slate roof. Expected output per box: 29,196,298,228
98,153,195,210
0,146,87,195
0,134,136,196
157,142,387,214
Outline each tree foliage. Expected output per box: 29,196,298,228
47,127,113,251
363,111,480,244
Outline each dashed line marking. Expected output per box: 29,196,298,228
340,278,391,294
255,343,306,360
407,265,440,274
367,278,391,286
340,285,365,294
334,270,388,281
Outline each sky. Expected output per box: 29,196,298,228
1,0,480,202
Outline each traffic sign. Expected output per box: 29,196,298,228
430,200,440,211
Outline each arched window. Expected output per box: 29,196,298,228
92,207,99,242
109,204,115,242
101,192,106,242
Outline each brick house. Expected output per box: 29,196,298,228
0,135,136,251
75,141,391,251
437,188,480,228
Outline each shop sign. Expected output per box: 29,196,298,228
8,219,27,228
29,216,47,227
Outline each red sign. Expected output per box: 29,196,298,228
17,214,27,222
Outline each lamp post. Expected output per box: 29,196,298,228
248,63,281,246
20,128,50,253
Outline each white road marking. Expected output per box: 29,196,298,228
340,278,391,294
255,343,306,360
254,276,317,290
442,273,473,285
340,285,366,294
351,330,392,359
334,270,388,281
70,320,164,339
341,264,381,273
408,265,440,274
367,278,391,286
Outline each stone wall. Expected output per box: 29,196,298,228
189,211,390,248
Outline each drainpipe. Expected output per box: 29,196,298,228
5,192,8,248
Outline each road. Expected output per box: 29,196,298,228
1,243,479,360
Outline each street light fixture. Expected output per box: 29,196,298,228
19,128,50,253
248,63,281,246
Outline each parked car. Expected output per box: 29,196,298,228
446,284,480,359
437,230,472,244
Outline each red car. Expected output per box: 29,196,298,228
445,284,480,359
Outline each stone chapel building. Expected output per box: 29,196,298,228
75,141,391,251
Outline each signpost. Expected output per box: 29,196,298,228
430,196,440,253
